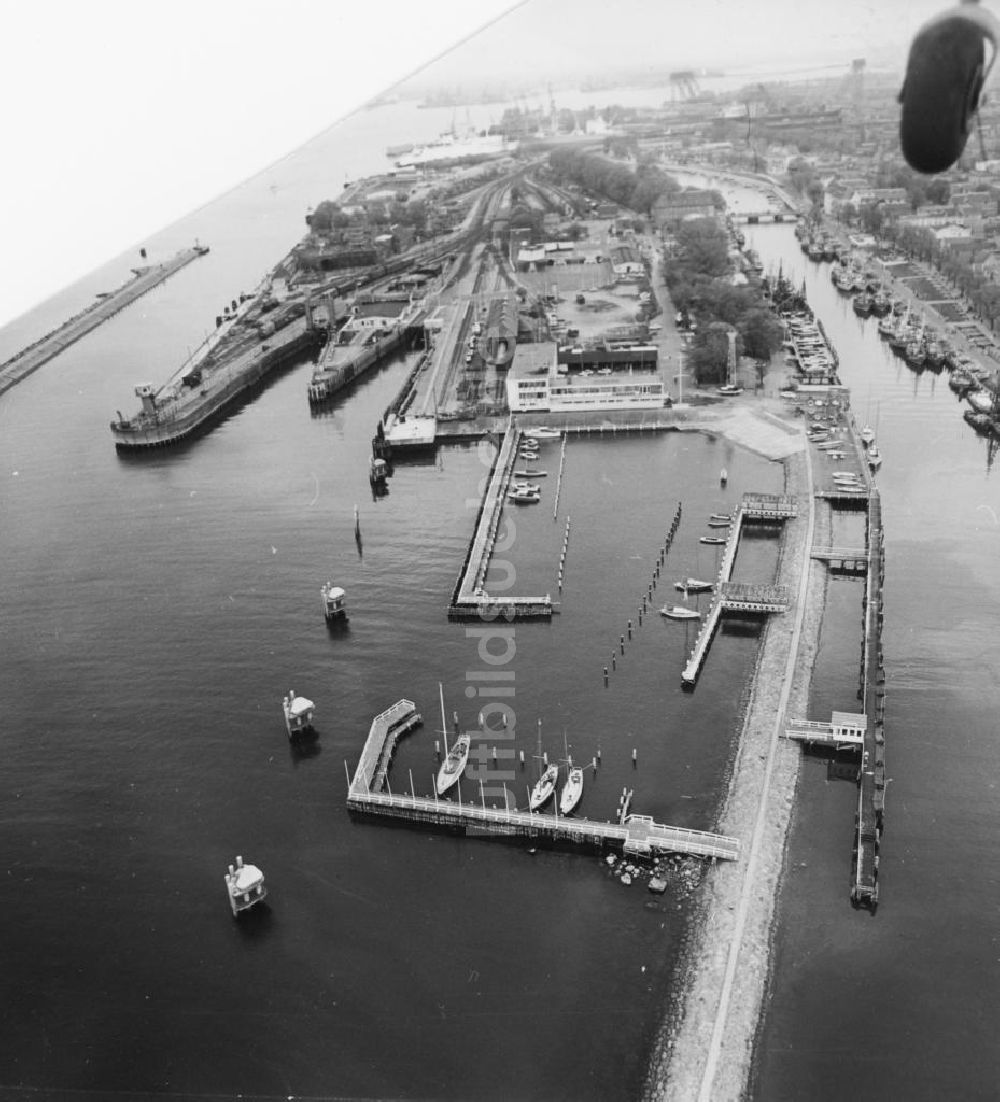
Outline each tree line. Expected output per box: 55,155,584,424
548,147,686,217
664,220,784,384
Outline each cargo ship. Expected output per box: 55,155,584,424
307,298,423,403
109,292,324,449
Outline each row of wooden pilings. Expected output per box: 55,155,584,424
556,516,571,594
552,434,568,519
603,501,683,687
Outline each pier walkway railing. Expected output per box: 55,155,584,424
347,788,740,861
681,496,794,685
347,700,740,862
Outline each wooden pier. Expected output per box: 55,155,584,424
347,701,740,862
784,710,866,751
851,490,886,911
810,546,870,574
447,422,554,621
681,496,794,685
797,394,887,910
1,245,208,399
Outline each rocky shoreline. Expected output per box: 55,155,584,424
644,439,827,1101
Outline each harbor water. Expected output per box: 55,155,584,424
739,219,1000,1098
0,104,778,1100
4,104,999,1101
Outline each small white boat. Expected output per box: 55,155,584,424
559,765,584,815
514,468,547,478
511,481,541,494
674,578,713,593
709,513,732,522
508,488,541,503
720,468,728,485
660,605,701,620
283,691,315,738
860,424,875,444
529,763,559,811
225,856,267,916
707,518,731,529
522,427,561,440
867,443,882,470
700,536,726,545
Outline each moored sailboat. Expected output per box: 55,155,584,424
436,684,470,795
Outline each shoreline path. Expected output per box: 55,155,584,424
644,403,819,1101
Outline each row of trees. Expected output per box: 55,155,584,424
548,147,685,217
881,221,1000,329
664,219,784,383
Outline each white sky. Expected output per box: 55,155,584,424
0,0,946,329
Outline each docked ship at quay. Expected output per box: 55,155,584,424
109,286,326,449
306,295,425,404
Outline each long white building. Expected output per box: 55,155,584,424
506,343,665,413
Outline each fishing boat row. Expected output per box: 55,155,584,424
307,299,422,403
782,312,838,382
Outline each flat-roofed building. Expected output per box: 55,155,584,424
506,342,664,413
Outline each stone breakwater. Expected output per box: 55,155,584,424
644,442,824,1101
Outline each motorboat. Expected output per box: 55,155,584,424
559,764,584,815
660,605,701,620
508,488,541,503
225,856,267,916
522,427,561,440
867,444,882,471
700,536,727,545
967,389,995,414
964,410,993,433
674,578,713,593
529,763,559,811
511,481,541,494
860,424,875,444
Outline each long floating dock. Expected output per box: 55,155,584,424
0,244,208,399
347,701,740,862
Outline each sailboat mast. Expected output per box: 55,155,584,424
439,682,449,756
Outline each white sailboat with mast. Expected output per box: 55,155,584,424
529,719,558,811
436,682,470,796
558,730,584,816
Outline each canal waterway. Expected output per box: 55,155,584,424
0,106,781,1100
736,216,1000,1098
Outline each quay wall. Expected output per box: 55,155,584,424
110,324,322,449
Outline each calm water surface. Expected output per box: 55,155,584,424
0,109,782,1100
